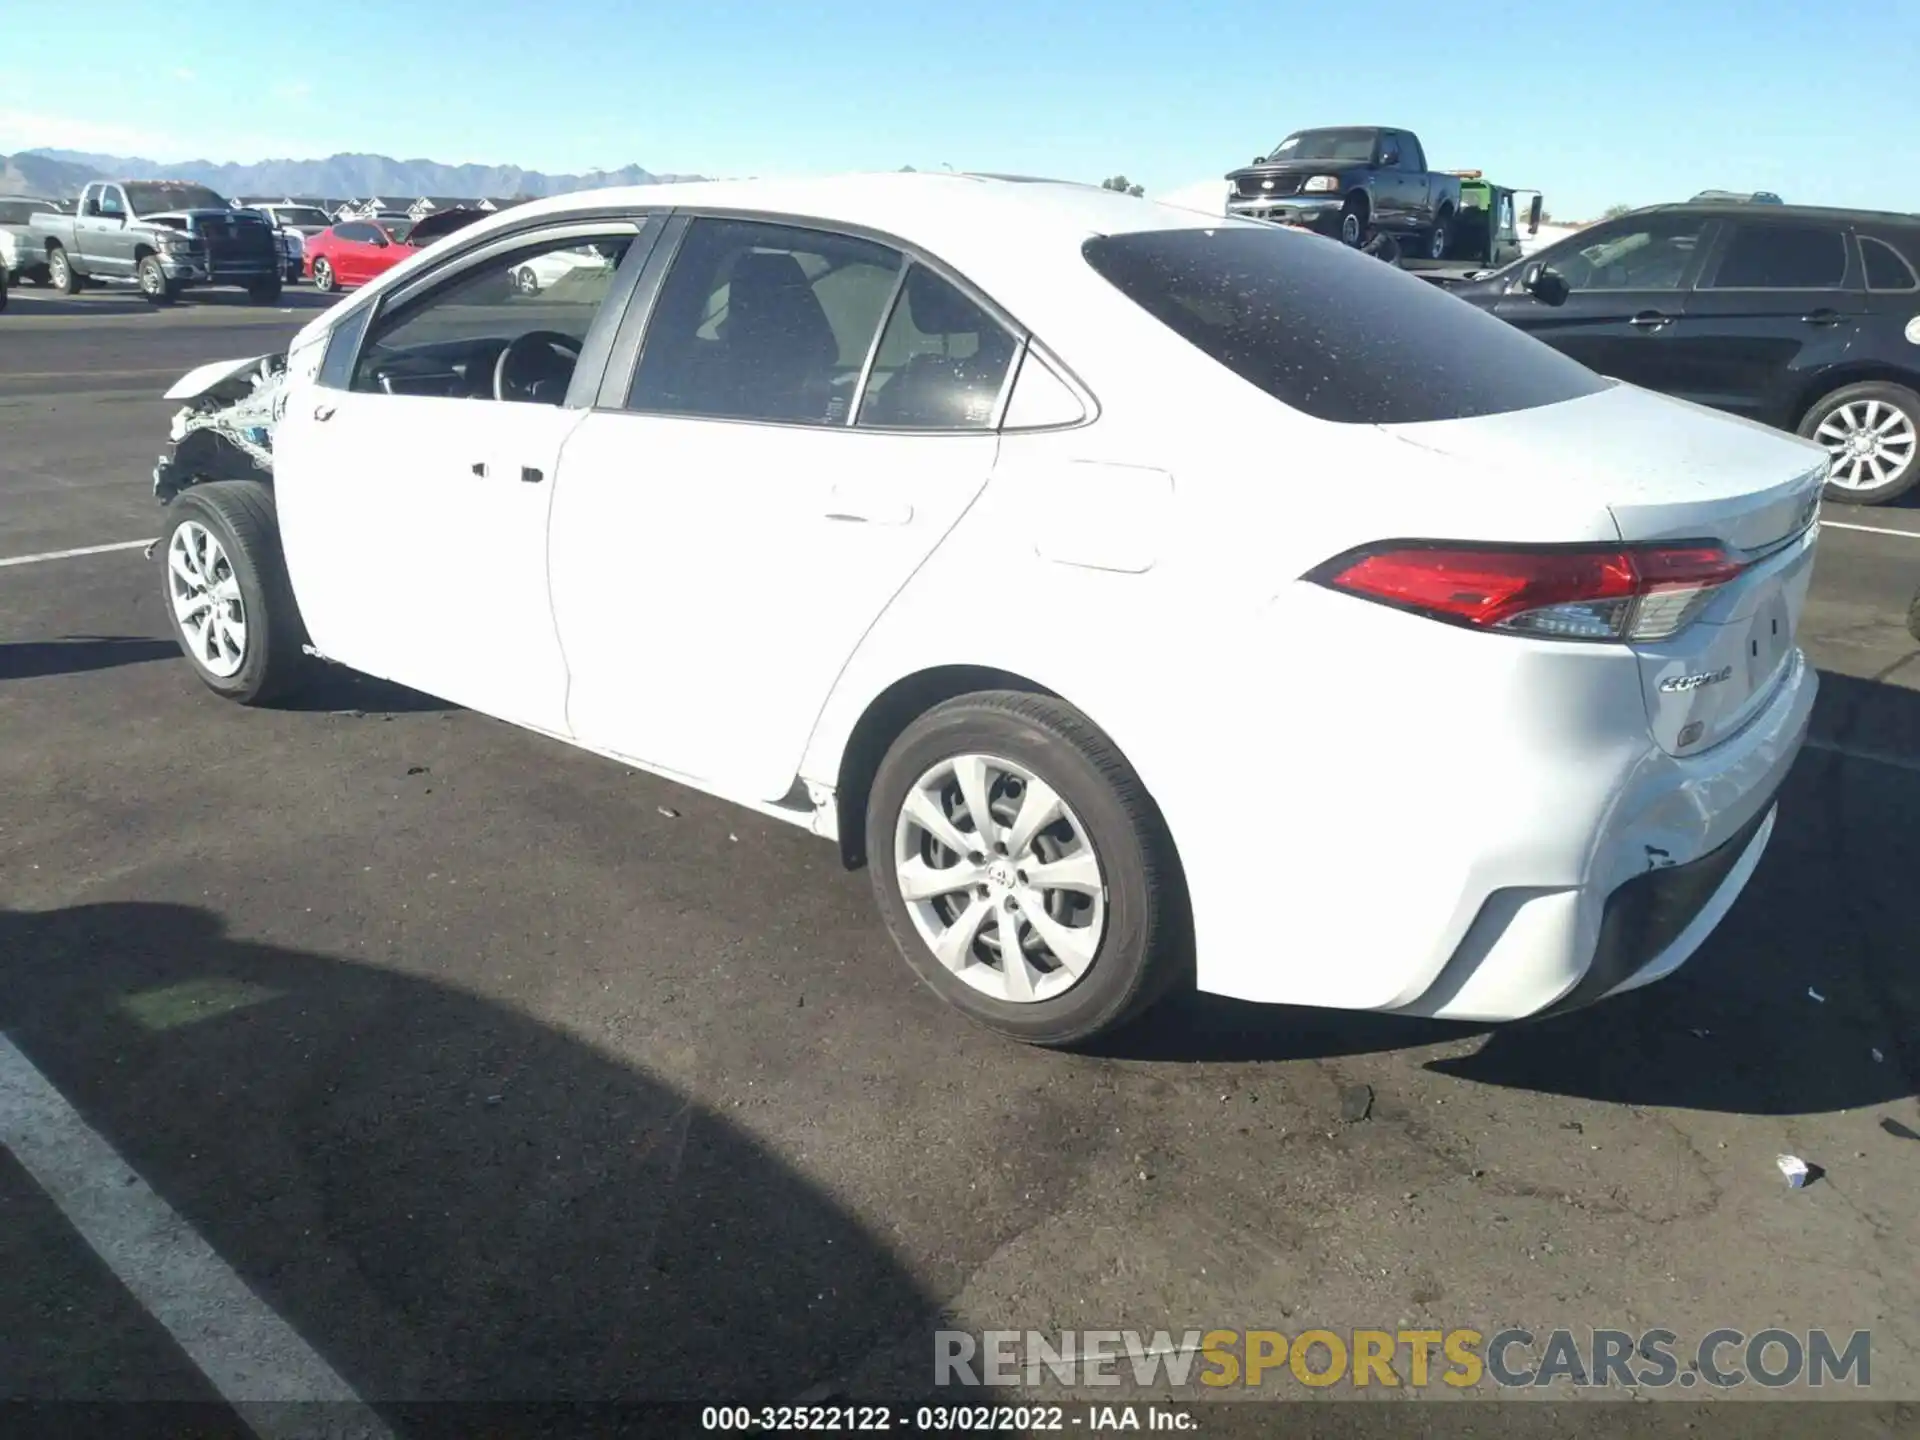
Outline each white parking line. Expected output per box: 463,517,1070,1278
1821,519,1920,540
0,539,157,569
0,1033,393,1440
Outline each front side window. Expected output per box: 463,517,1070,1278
96,187,126,219
1708,223,1847,289
1547,214,1712,292
348,229,636,403
856,266,1019,429
629,218,903,425
1084,225,1608,425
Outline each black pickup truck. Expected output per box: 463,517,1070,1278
1226,127,1462,258
29,180,282,304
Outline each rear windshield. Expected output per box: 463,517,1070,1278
1082,226,1610,425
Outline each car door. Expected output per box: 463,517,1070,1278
95,185,136,274
1392,132,1429,231
330,223,371,284
273,218,655,731
1371,133,1409,230
549,215,1015,804
1492,211,1718,391
1668,217,1864,425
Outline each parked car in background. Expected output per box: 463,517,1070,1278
305,207,488,292
28,180,282,303
1448,202,1920,504
1226,127,1462,257
0,195,54,285
1692,190,1784,204
305,218,418,292
148,174,1820,1046
244,202,335,283
510,240,618,294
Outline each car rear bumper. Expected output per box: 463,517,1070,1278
1181,582,1816,1020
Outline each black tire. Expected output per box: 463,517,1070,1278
0,273,7,314
248,275,283,305
311,257,337,293
865,691,1190,1047
25,265,52,286
137,253,178,305
514,266,540,296
159,482,310,706
1798,380,1920,505
47,245,80,295
1426,209,1453,260
1338,195,1368,247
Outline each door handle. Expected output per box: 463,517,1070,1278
471,462,487,477
1801,308,1843,326
1629,311,1673,330
520,466,544,484
312,402,336,421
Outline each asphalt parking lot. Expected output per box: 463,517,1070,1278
3,286,1919,1433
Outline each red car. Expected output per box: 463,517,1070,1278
305,208,486,292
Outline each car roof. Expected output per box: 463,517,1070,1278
1636,200,1920,227
441,172,1229,312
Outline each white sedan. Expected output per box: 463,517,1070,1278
150,173,1823,1046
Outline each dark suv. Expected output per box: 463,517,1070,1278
1447,203,1920,504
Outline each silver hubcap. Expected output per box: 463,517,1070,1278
517,269,536,293
893,753,1107,1004
167,521,247,678
1430,226,1447,258
316,261,331,288
1817,399,1916,491
1342,214,1361,245
142,262,160,294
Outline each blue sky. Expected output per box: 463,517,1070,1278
2,0,1915,219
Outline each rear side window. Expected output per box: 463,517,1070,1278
1861,236,1919,291
1082,227,1608,425
856,266,1019,430
1708,223,1847,289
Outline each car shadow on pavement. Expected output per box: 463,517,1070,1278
0,900,935,1409
5,291,338,319
272,666,461,715
0,636,181,681
1102,670,1920,1120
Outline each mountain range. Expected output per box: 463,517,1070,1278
1,148,704,200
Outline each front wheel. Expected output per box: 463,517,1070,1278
311,257,337,293
1338,198,1367,247
866,692,1189,1047
247,276,283,305
1800,381,1920,505
160,482,309,705
514,266,540,295
138,254,178,305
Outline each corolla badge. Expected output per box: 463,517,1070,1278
1659,666,1734,694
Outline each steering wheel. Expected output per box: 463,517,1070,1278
493,330,583,403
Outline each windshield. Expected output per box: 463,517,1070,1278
1082,226,1607,425
383,220,417,243
1267,129,1379,164
276,207,332,227
126,182,229,214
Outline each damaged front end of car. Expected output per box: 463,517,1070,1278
152,352,292,505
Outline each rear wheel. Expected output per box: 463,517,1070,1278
514,266,540,295
1908,586,1920,644
47,245,80,295
1426,209,1453,260
1800,381,1920,504
865,692,1189,1047
160,482,309,705
312,257,337,293
137,253,178,305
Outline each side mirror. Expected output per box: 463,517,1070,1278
1527,196,1543,234
1252,155,1265,166
1522,263,1570,307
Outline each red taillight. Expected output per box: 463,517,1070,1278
1316,542,1746,642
